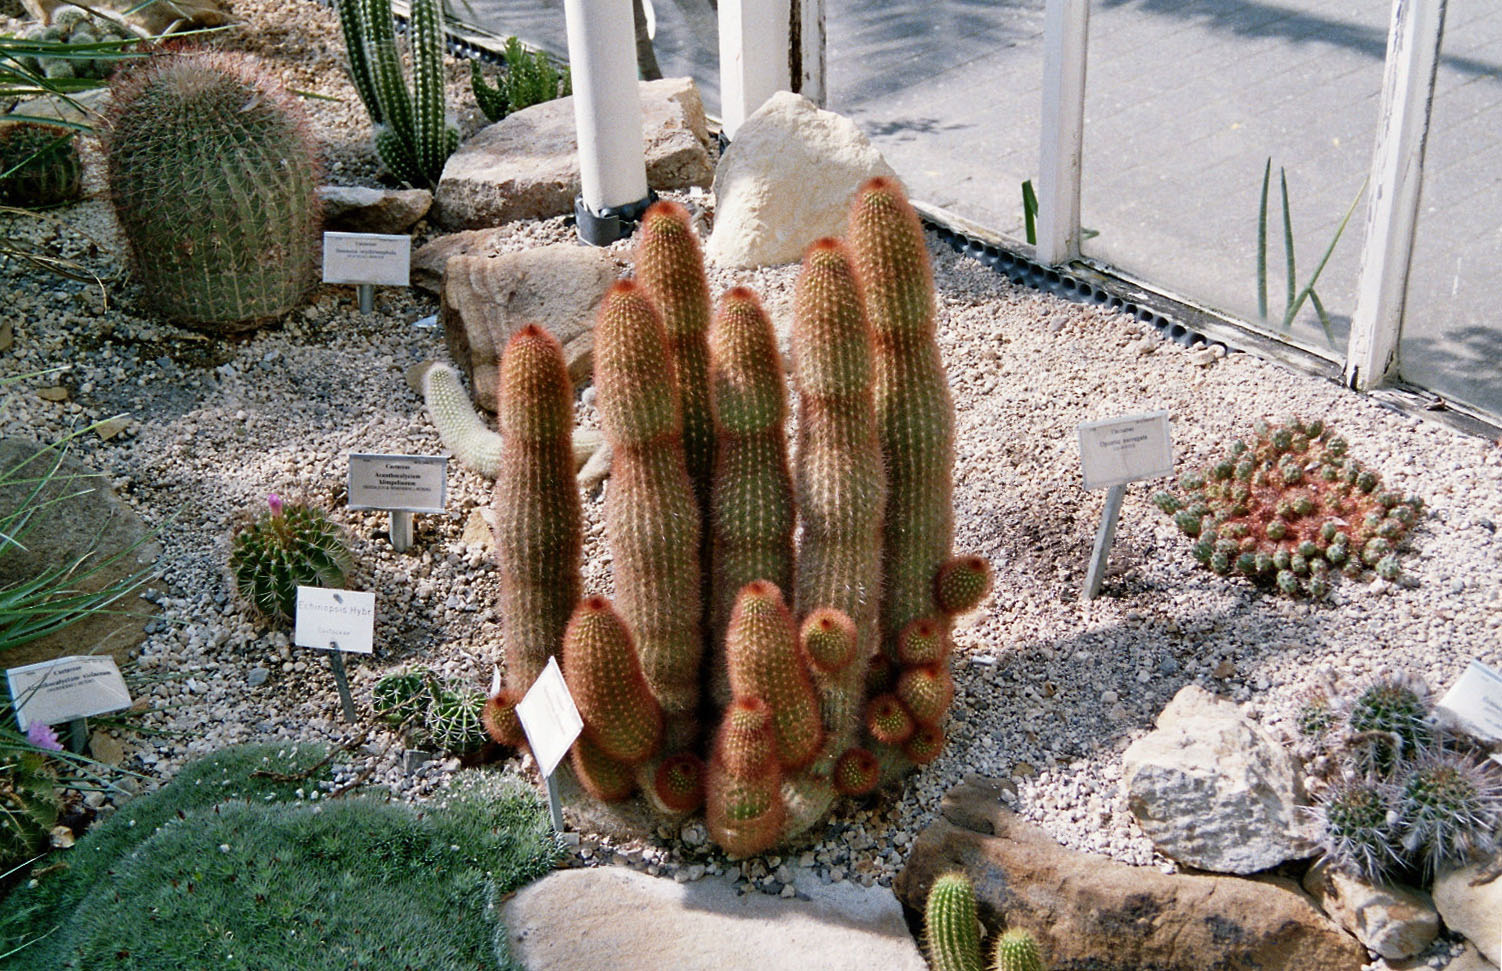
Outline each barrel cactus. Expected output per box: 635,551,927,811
103,51,321,330
0,122,82,207
229,495,352,625
991,928,1046,971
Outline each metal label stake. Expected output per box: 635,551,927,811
327,644,357,723
1082,483,1126,600
389,510,413,552
357,282,375,314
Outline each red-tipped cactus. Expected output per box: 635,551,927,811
706,697,785,857
706,286,795,703
834,747,881,796
481,689,525,748
865,693,915,745
492,325,583,695
848,177,955,660
905,722,946,764
725,581,824,771
571,733,636,802
934,554,993,616
594,280,704,749
801,607,858,675
897,616,949,667
561,596,663,765
898,664,954,726
653,753,707,814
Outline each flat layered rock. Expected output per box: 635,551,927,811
318,186,432,234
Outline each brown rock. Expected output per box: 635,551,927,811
894,776,1366,971
318,186,433,234
440,243,618,411
1301,859,1438,959
24,0,232,33
432,77,712,230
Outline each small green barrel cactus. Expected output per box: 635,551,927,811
229,495,353,624
991,928,1046,971
0,750,61,870
1315,775,1402,882
373,667,434,726
561,596,663,765
424,680,490,755
924,872,984,971
1395,750,1502,877
724,580,824,771
0,122,82,207
1343,672,1434,777
103,52,321,329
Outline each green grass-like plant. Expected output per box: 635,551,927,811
470,36,571,124
0,743,560,969
1255,158,1365,345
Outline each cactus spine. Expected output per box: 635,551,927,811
562,597,663,764
706,286,795,703
924,872,984,971
706,697,785,857
594,281,704,750
848,177,955,660
571,733,636,802
491,325,582,695
724,581,824,771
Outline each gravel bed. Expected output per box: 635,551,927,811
4,1,1501,964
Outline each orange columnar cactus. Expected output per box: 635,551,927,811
491,324,582,696
847,177,956,663
593,280,704,752
725,581,824,771
706,697,785,857
561,596,663,765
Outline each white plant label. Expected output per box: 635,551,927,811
6,655,131,732
515,657,583,779
294,587,376,655
1436,659,1502,744
1077,411,1174,490
322,232,411,287
347,453,448,514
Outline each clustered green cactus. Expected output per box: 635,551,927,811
479,184,990,857
923,871,1047,971
372,667,492,756
229,495,353,624
0,122,81,207
337,0,458,188
15,6,136,81
1153,418,1423,598
470,36,571,124
0,749,61,871
1300,671,1502,883
103,51,321,328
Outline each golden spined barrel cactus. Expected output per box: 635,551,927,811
492,325,582,697
593,280,704,752
103,52,320,330
847,177,955,661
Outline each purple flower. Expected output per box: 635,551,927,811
267,493,284,518
26,721,63,752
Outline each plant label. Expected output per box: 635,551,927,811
515,657,583,779
294,587,376,655
6,655,131,732
1077,411,1174,490
347,453,448,514
1436,659,1502,745
322,232,411,287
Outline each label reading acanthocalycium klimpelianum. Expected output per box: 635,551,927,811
294,587,376,655
347,453,447,514
1077,410,1174,490
515,657,583,778
6,655,132,732
321,232,411,287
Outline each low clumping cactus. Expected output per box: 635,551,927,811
229,495,353,624
0,749,61,870
373,667,435,727
0,122,83,207
16,7,136,81
1153,418,1422,598
424,680,490,755
1395,749,1502,877
1342,671,1434,775
470,36,571,124
991,928,1046,971
1314,775,1403,883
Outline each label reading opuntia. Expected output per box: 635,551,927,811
322,232,411,287
1077,411,1174,490
347,453,448,514
294,587,376,655
1436,659,1502,744
6,655,132,732
515,657,582,778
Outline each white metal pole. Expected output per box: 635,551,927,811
564,0,650,233
719,0,791,140
1037,0,1089,267
1345,0,1447,391
795,0,826,107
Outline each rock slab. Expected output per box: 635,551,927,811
705,91,896,268
318,186,432,234
1122,684,1312,873
439,242,618,411
499,866,928,971
433,77,712,230
893,776,1367,971
1301,859,1439,959
1433,857,1502,965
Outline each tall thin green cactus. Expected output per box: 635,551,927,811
924,872,984,971
337,0,457,188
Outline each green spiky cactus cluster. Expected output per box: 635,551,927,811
337,0,458,188
103,52,321,328
1302,671,1502,885
17,7,135,81
373,667,492,755
229,495,352,624
0,749,61,870
1154,418,1423,598
470,36,572,124
0,122,82,208
924,872,1049,971
373,666,434,727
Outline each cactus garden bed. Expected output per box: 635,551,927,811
2,0,1501,967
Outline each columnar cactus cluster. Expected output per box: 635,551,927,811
1153,418,1423,598
922,871,1048,971
482,184,991,857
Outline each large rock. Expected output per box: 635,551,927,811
499,866,928,971
23,0,232,33
1301,859,1439,959
318,186,432,234
705,92,897,268
1433,856,1502,964
439,243,619,410
0,437,159,668
893,776,1367,971
1122,684,1312,874
433,77,713,230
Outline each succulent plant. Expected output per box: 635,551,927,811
706,697,785,858
935,555,995,616
991,928,1046,971
481,688,525,748
896,616,949,667
17,8,136,81
652,752,706,813
372,667,434,727
104,52,321,329
421,363,502,478
865,693,915,746
1312,775,1402,883
1342,671,1435,776
904,722,946,764
0,749,61,870
423,680,491,755
897,663,954,726
833,747,880,796
0,122,82,208
1394,750,1502,877
570,733,636,802
562,596,662,765
229,495,352,624
470,36,571,123
924,871,984,971
724,581,824,771
1154,418,1422,598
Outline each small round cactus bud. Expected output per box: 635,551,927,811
1273,548,1292,571
800,607,857,674
1235,552,1258,576
992,928,1046,971
1253,551,1274,574
1290,553,1309,575
934,555,993,616
865,694,915,745
1363,537,1393,565
1279,459,1304,485
1211,460,1234,481
897,617,949,667
1342,558,1364,578
1188,501,1212,519
1406,494,1425,515
1363,510,1385,531
1229,440,1249,457
1309,557,1330,578
1265,519,1287,541
653,753,707,813
1306,418,1325,437
1306,575,1330,598
1297,540,1319,559
481,689,526,747
1270,428,1292,452
834,748,880,797
1376,490,1402,509
1179,471,1205,492
1321,465,1341,482
1151,491,1180,514
1276,569,1300,595
1356,470,1379,493
1234,459,1255,481
1209,550,1231,575
1175,511,1203,537
1326,541,1348,565
897,664,954,725
1320,521,1340,543
1291,433,1311,454
1274,499,1294,520
1375,555,1401,581
1378,517,1405,539
1214,537,1239,557
1222,522,1249,540
1389,504,1416,526
1191,539,1214,564
1292,495,1316,517
904,723,945,764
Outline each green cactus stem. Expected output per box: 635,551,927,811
424,680,491,755
561,596,663,765
229,494,352,625
0,122,82,207
491,325,583,696
924,872,984,971
0,750,61,870
847,177,956,661
991,928,1046,971
724,580,824,771
373,667,434,727
706,697,785,858
934,555,994,617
